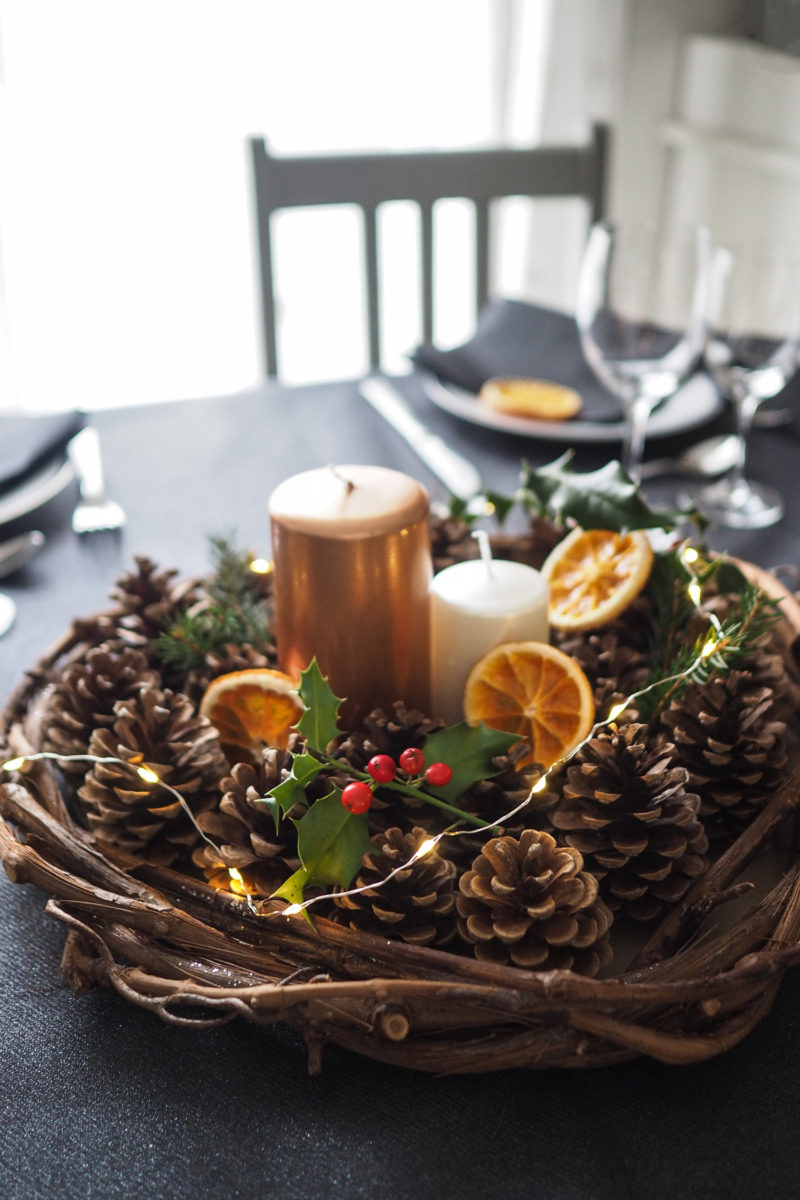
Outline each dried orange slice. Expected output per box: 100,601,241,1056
199,668,303,755
478,377,582,421
464,641,595,769
542,527,654,632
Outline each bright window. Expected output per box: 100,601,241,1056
0,0,503,411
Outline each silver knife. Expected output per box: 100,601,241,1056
358,376,483,500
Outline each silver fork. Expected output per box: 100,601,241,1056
68,426,126,534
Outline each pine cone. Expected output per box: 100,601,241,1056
660,670,787,839
42,646,159,778
429,508,566,573
553,626,649,721
744,637,800,723
551,723,708,922
70,613,125,653
491,515,567,571
429,512,479,572
331,703,445,770
446,741,552,869
329,704,446,831
110,555,198,646
192,745,300,896
461,740,545,818
331,826,458,947
77,686,227,866
456,828,613,974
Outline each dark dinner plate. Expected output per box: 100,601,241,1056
0,454,74,528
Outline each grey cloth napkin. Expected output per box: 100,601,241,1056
0,411,86,494
411,298,622,421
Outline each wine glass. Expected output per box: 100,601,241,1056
576,220,711,483
688,243,800,529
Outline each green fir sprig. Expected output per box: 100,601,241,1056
636,579,782,725
155,534,272,673
642,549,718,688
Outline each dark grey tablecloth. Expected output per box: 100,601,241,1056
0,410,85,491
2,377,800,1200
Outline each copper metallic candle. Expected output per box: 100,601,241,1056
268,465,432,725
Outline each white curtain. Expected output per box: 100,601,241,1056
494,0,623,312
0,19,14,410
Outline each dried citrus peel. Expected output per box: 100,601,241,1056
199,668,303,755
478,377,582,421
464,641,595,769
541,527,654,631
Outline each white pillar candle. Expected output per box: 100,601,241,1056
429,536,549,724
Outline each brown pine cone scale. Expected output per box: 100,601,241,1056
193,745,300,896
660,671,787,838
42,646,160,777
552,724,708,923
332,826,457,947
456,829,613,974
77,685,227,867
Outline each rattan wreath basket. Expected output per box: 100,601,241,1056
3,556,800,1076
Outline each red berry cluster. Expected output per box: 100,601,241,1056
340,748,454,815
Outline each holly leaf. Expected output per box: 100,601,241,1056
485,490,518,524
519,455,677,532
296,658,343,751
447,494,472,522
270,791,372,916
271,866,315,926
272,865,310,908
448,490,515,526
517,451,573,511
264,749,325,830
294,790,373,890
422,721,520,804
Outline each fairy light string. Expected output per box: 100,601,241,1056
0,751,228,861
0,542,747,923
1,748,265,914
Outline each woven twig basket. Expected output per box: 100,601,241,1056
3,561,800,1076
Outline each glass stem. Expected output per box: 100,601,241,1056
730,391,759,491
623,394,652,484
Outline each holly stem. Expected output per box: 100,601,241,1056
380,778,490,829
319,755,488,829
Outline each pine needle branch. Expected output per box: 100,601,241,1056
637,583,781,726
154,534,273,672
205,534,265,609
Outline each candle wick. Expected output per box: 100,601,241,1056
472,529,494,579
328,465,356,494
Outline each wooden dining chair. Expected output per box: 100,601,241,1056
249,126,609,378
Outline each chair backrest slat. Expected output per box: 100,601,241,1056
253,195,279,378
587,123,609,225
474,197,490,314
419,200,434,352
363,203,381,369
250,125,609,377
